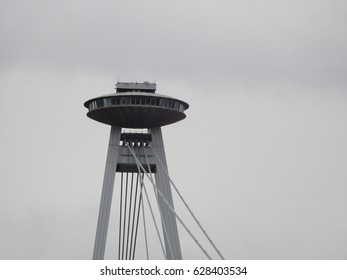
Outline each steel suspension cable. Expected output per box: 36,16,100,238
121,172,129,259
141,188,149,260
131,172,144,259
118,172,124,260
134,154,168,259
129,173,139,259
125,172,134,259
133,144,150,260
142,145,173,259
126,143,212,260
150,146,225,260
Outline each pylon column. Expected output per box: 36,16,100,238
151,127,182,259
93,125,121,260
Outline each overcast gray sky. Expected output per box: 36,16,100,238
0,0,346,259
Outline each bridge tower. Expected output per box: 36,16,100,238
84,81,189,259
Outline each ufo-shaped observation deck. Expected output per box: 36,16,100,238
84,82,189,128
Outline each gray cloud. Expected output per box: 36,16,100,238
0,0,346,259
1,0,346,90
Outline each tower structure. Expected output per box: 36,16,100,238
84,81,189,260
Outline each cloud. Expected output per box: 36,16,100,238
0,0,347,259
1,0,346,91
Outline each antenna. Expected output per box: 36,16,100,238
115,77,120,90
